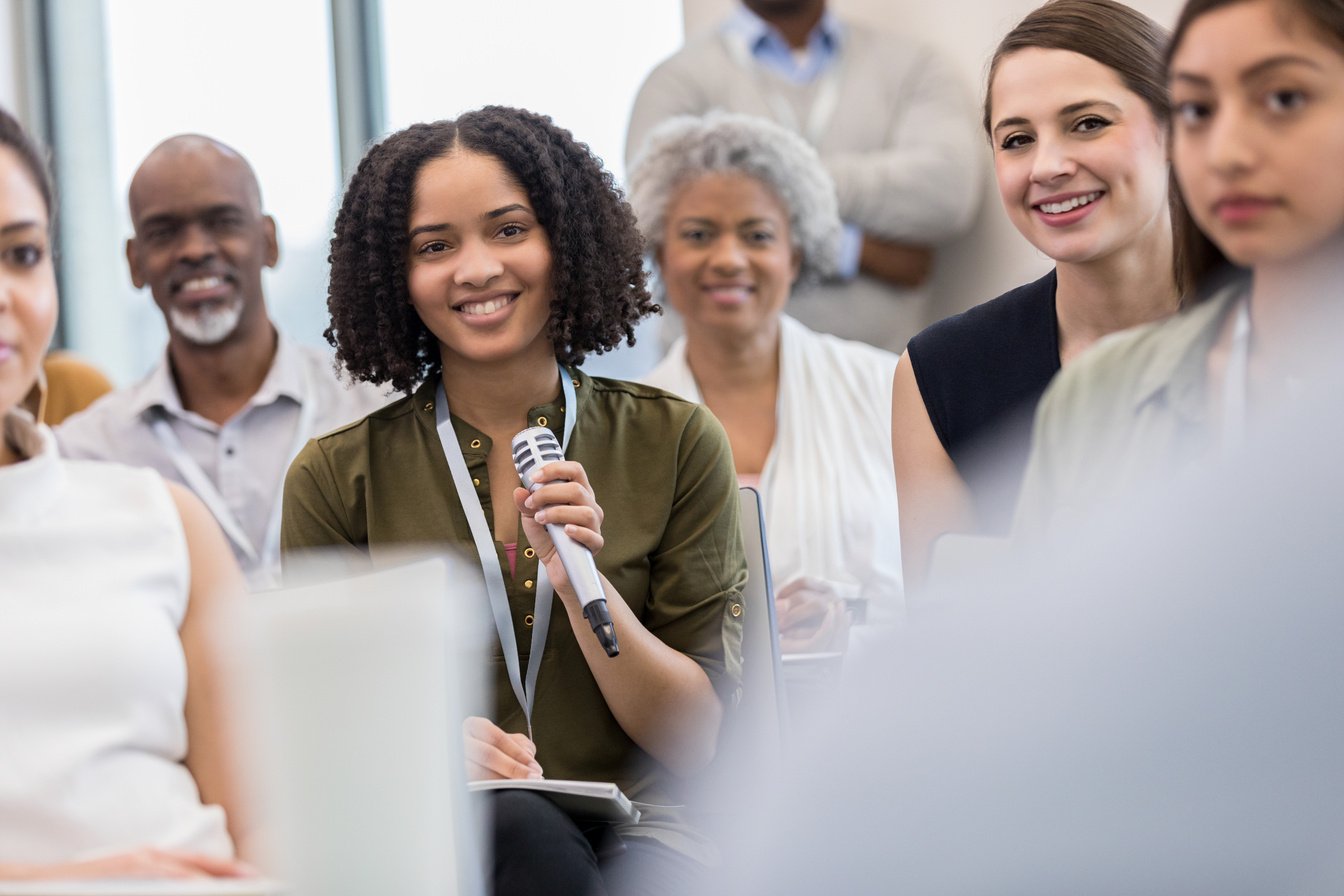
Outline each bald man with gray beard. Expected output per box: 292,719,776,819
57,135,384,590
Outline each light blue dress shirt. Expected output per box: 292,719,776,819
721,4,862,278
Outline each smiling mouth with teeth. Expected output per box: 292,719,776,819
177,275,225,293
1036,191,1104,215
458,295,516,316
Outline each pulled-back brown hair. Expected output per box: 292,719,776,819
0,106,55,224
984,0,1200,295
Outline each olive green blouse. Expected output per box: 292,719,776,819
281,368,745,857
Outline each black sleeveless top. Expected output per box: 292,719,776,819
906,270,1059,533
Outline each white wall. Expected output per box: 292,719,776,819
0,1,24,118
681,0,1183,323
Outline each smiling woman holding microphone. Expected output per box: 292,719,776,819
281,106,745,896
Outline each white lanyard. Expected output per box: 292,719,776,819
722,33,843,147
1221,297,1252,449
150,362,316,580
434,365,577,738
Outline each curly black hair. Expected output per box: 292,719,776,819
326,106,656,393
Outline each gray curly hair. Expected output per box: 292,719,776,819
627,111,842,289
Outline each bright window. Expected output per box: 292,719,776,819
381,1,684,188
53,0,341,384
380,2,683,379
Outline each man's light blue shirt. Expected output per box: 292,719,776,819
720,4,861,278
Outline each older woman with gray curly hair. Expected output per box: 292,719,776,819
632,112,903,650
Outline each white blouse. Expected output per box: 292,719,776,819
0,409,233,863
641,316,904,613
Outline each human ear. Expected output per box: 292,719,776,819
262,215,280,268
126,238,146,289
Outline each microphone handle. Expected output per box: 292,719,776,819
544,521,603,608
544,521,619,658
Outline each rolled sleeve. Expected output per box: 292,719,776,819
644,404,746,705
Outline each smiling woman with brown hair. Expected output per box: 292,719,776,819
891,0,1188,591
1013,0,1344,532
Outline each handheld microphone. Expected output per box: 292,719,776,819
511,426,619,657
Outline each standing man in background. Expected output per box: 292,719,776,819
626,0,982,352
57,135,384,589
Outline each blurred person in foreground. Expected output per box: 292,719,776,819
631,112,901,653
1014,0,1344,533
699,8,1344,888
281,106,745,896
708,363,1344,895
892,0,1186,591
56,134,384,590
0,108,254,882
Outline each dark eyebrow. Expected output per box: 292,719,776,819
1243,54,1324,80
484,203,530,220
408,222,448,239
1,220,43,236
137,204,247,229
1172,54,1324,88
994,100,1123,134
1059,99,1122,117
408,203,534,239
992,116,1029,134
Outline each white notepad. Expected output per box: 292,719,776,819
468,779,640,824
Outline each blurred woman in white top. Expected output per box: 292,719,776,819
0,107,254,881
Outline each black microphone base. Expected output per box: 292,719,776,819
583,600,619,657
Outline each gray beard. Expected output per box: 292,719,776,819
169,297,244,346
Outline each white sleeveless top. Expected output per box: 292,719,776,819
0,410,233,863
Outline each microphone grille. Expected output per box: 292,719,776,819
512,426,563,480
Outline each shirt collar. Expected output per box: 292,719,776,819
1131,278,1249,422
251,333,310,406
127,330,307,420
416,364,587,452
724,3,844,59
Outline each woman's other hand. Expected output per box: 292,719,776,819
463,716,543,782
774,575,852,655
0,848,257,880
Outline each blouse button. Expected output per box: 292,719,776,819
469,439,482,449
423,401,433,411
524,614,534,627
536,416,548,427
572,379,580,387
472,478,481,487
524,579,535,589
523,548,535,559
730,603,743,618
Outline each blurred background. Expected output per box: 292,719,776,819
0,0,1180,385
